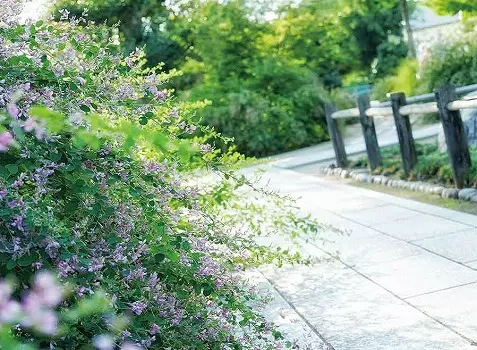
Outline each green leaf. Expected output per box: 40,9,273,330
6,260,16,271
80,104,91,113
17,254,35,267
154,253,165,263
139,117,148,125
5,164,18,175
30,106,66,133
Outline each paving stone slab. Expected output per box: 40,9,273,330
372,214,472,241
412,228,477,263
358,253,477,298
260,262,474,350
318,230,423,268
464,260,477,269
407,282,477,343
311,196,388,214
245,270,330,349
339,204,421,226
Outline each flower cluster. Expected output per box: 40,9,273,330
0,272,61,335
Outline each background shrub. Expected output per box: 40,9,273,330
419,32,477,92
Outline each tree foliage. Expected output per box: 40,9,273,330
54,0,185,69
54,0,408,156
426,0,477,15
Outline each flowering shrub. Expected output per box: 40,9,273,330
0,1,319,348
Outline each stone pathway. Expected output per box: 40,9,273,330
251,166,477,350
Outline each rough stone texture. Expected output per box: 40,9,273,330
442,188,460,199
458,188,477,201
471,194,477,203
438,91,477,152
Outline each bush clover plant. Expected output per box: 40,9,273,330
0,1,319,349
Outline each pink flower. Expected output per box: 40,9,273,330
149,323,160,335
0,132,13,152
23,118,36,132
7,104,20,118
93,334,114,350
22,118,46,140
33,272,63,307
35,309,57,335
0,300,21,323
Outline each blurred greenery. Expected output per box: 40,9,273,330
372,58,418,100
426,0,477,15
418,32,477,92
55,0,410,156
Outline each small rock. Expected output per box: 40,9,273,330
410,182,419,191
396,180,406,188
470,194,477,203
442,188,459,199
431,186,445,195
340,170,350,179
352,169,369,175
357,174,369,182
458,188,477,201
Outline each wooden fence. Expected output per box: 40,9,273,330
325,84,477,189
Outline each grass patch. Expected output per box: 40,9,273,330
351,181,477,216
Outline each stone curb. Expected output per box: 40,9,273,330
320,165,477,203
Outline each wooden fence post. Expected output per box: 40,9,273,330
325,103,348,168
390,92,417,177
435,85,471,189
357,94,382,170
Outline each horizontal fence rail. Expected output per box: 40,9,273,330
399,102,438,116
331,108,360,119
325,83,477,188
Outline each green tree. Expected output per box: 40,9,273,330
54,0,185,69
269,0,355,88
426,0,477,14
342,0,410,77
